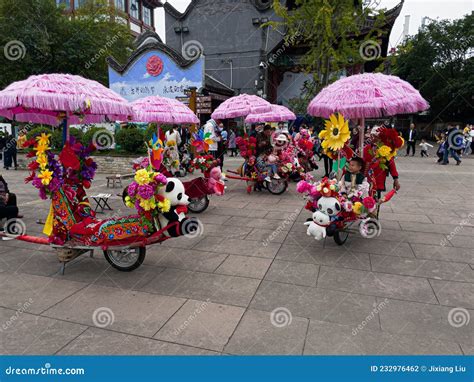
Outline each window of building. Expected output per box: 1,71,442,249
74,0,86,9
129,0,139,19
114,0,125,12
56,0,70,9
143,6,151,25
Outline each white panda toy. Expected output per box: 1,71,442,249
304,210,330,240
317,196,341,217
157,178,190,237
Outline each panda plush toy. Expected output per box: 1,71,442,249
158,178,191,237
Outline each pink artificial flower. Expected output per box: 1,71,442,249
363,197,377,211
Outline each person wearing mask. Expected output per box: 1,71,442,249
405,123,418,156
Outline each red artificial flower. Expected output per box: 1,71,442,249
25,171,36,183
83,180,91,189
378,127,404,150
28,161,39,171
26,151,36,158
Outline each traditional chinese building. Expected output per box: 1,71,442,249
56,0,162,35
163,0,404,105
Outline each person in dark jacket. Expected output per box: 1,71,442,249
405,123,418,156
0,174,22,222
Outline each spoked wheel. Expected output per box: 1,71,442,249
265,178,288,195
103,247,146,272
188,196,210,213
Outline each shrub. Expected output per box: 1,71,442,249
51,127,83,149
115,128,145,154
83,127,108,146
26,125,53,140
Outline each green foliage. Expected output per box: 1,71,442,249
270,0,386,93
144,123,158,144
26,125,52,140
392,14,473,121
83,127,107,146
0,0,134,88
51,127,83,149
115,128,145,154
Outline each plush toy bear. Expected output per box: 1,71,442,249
304,210,330,240
208,167,225,196
157,178,190,237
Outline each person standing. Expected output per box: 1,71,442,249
203,119,220,161
405,123,418,156
419,139,433,157
228,129,237,157
442,124,462,165
0,174,22,224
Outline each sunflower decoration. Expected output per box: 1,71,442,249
319,113,350,151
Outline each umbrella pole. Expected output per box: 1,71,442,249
61,114,69,145
359,118,365,160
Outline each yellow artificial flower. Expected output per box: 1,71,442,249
134,169,151,185
36,133,51,147
35,141,50,154
124,196,134,209
319,113,350,150
353,202,363,215
166,140,176,147
139,197,156,211
157,198,171,213
36,153,48,169
377,145,392,158
38,169,53,186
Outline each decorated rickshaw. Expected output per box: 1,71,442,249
0,74,199,273
299,73,429,245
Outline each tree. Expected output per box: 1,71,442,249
0,0,133,89
392,14,473,122
270,0,386,95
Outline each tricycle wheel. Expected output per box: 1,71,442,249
334,230,349,245
103,247,145,272
265,178,288,195
188,195,209,213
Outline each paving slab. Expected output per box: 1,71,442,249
137,268,260,307
429,279,474,309
304,319,462,355
58,327,217,355
0,272,86,314
0,307,86,355
250,280,380,330
317,266,437,303
195,237,281,259
155,300,244,351
43,285,186,337
265,260,319,287
225,309,308,355
215,255,272,279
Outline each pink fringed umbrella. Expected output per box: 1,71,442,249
307,73,429,157
131,96,199,124
245,105,296,123
211,94,272,120
0,73,132,126
308,73,429,118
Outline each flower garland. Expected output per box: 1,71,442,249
124,167,170,215
189,154,216,173
24,133,63,200
235,134,257,159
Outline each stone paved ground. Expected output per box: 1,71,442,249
0,154,473,355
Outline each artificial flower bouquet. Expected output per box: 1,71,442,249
189,154,217,174
235,134,257,159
